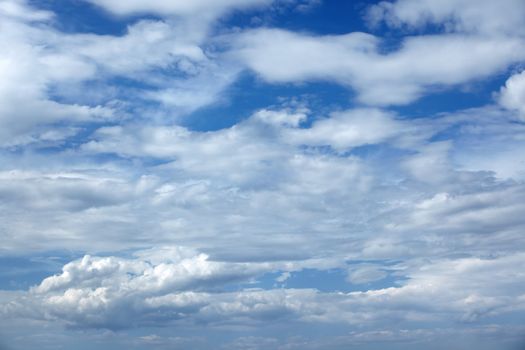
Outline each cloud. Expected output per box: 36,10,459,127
367,0,525,36
2,248,524,332
435,105,525,181
499,70,525,120
252,107,308,127
82,107,416,160
1,246,319,329
0,170,135,211
83,0,272,18
284,109,413,151
1,2,525,347
402,141,453,184
232,28,525,105
0,11,114,145
0,0,53,21
0,4,110,145
391,185,525,238
346,264,387,284
0,1,244,146
1,99,523,264
81,107,379,188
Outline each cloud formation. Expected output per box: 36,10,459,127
1,0,525,349
3,247,524,333
233,28,525,105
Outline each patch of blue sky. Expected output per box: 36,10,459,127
0,252,80,290
241,266,405,293
30,0,144,35
345,143,413,160
221,0,376,35
46,76,160,108
393,72,518,119
184,72,353,131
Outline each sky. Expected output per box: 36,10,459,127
1,0,525,349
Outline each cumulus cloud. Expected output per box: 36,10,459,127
499,70,525,120
3,248,524,332
1,246,315,329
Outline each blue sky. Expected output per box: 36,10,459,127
1,0,525,349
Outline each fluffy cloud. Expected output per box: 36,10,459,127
499,70,525,120
1,246,309,329
82,107,416,160
0,24,111,145
3,247,524,332
81,107,381,187
2,102,523,260
285,109,409,151
228,0,525,106
0,0,243,146
233,28,525,105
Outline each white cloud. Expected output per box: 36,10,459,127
285,109,409,151
499,70,525,120
0,170,135,211
83,107,415,162
1,0,525,348
0,0,53,21
3,248,524,331
367,0,525,36
391,186,525,238
84,0,272,18
0,13,113,145
81,107,378,189
1,101,523,263
0,1,247,146
66,20,208,76
426,105,525,181
233,28,525,105
1,246,318,329
402,141,453,184
346,264,387,285
252,107,308,127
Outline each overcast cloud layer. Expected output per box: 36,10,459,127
1,0,525,349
